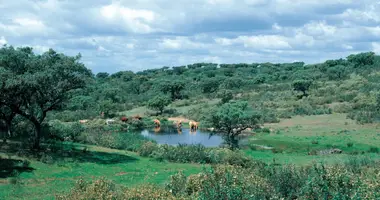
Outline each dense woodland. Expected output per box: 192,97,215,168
1,45,380,199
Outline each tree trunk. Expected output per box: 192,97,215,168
2,122,11,143
32,122,41,149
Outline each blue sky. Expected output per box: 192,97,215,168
1,0,380,74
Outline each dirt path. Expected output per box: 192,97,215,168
167,117,192,122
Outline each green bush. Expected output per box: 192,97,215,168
78,130,152,152
48,120,85,142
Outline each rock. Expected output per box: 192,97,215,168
317,148,343,155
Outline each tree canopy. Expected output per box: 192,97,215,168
0,46,92,148
203,101,262,149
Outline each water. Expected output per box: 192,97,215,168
141,128,224,147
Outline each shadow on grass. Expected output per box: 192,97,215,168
0,141,138,166
0,158,35,178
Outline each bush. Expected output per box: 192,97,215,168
56,178,120,200
167,165,275,200
368,147,379,153
48,120,85,142
78,130,152,152
123,184,179,200
137,141,158,157
152,144,210,164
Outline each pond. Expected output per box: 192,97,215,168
141,128,224,147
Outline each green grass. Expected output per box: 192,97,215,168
0,143,205,200
118,106,151,117
244,114,380,164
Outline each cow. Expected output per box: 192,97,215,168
106,119,116,125
121,116,128,123
133,115,142,120
79,119,88,124
189,121,199,132
153,119,161,128
176,120,182,129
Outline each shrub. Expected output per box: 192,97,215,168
56,178,119,200
152,144,210,164
167,165,276,200
311,140,319,145
368,147,379,153
48,120,85,142
123,184,179,200
347,142,354,147
137,141,158,157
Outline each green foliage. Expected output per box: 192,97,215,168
203,101,262,149
347,52,375,67
218,90,233,104
292,79,312,98
159,80,185,101
137,142,261,167
48,120,85,142
0,46,92,148
147,95,172,115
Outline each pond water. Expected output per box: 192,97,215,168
141,128,224,147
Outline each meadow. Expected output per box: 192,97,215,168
1,113,379,199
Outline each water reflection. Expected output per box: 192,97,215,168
141,128,223,147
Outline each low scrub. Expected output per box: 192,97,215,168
60,159,380,199
78,130,153,152
137,142,263,168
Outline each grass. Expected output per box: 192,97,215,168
0,143,205,200
244,114,380,164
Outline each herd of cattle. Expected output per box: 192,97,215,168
78,115,199,132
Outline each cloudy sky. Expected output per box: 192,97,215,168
1,0,380,74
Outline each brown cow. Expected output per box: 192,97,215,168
189,121,199,132
153,119,161,128
176,120,182,129
121,116,128,122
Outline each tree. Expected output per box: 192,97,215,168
326,65,347,80
159,80,185,101
347,52,375,67
201,77,223,94
0,46,92,149
147,95,171,115
292,79,312,99
96,72,109,79
0,104,16,143
220,90,234,104
203,101,262,149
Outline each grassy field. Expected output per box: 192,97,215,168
1,113,379,199
245,114,380,164
0,143,205,200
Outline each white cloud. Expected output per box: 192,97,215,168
373,42,380,54
126,44,135,49
272,23,282,31
100,3,158,33
367,26,380,37
301,21,337,37
0,36,7,46
159,37,206,49
32,45,50,53
216,35,292,49
342,44,354,50
340,3,380,23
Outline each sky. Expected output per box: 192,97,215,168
1,0,380,74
